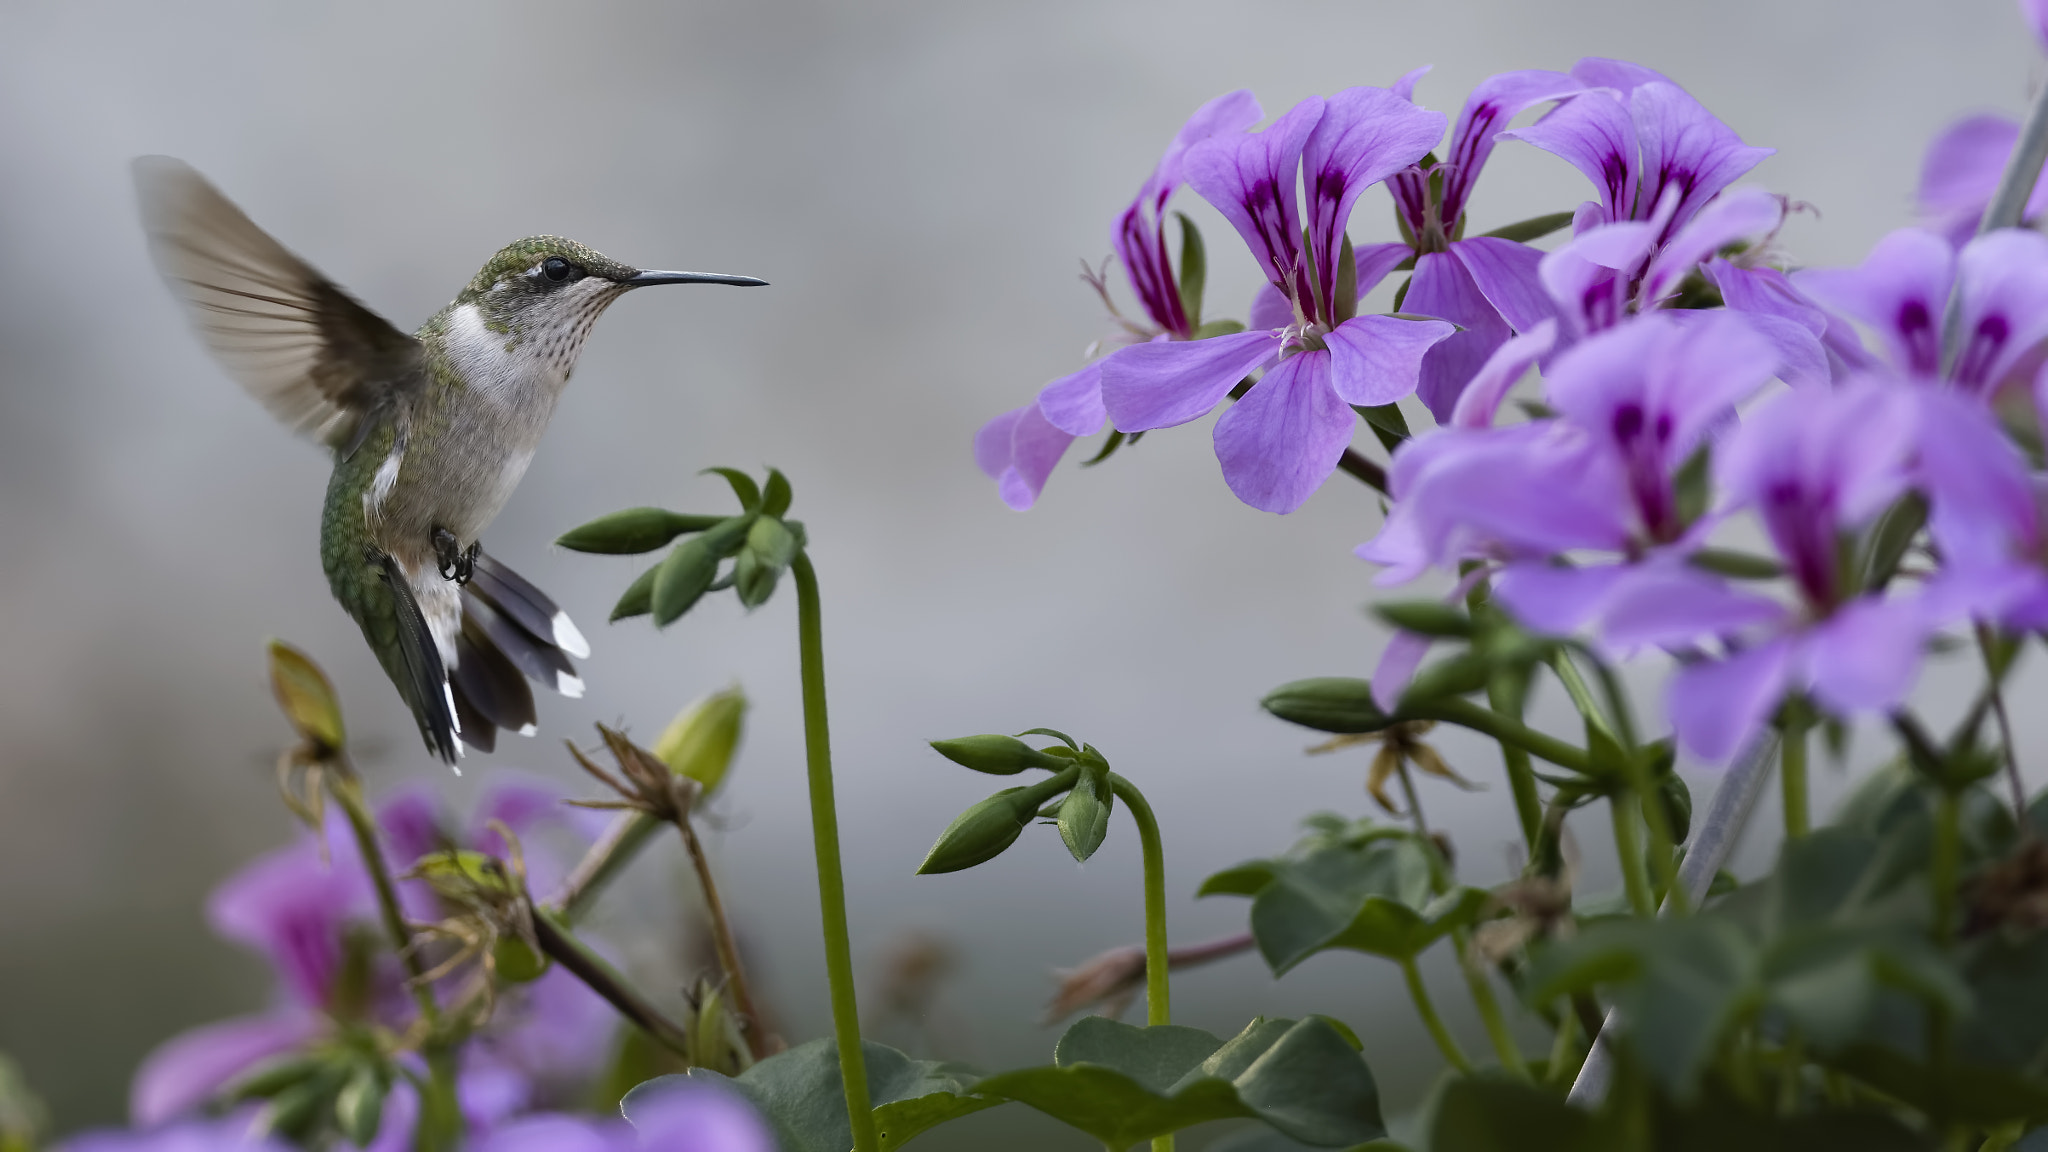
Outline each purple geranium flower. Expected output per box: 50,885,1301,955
1099,87,1456,513
60,1112,293,1152
625,1082,776,1152
977,91,1262,510
1914,1,2048,242
1914,383,2048,629
1663,378,1936,760
129,775,614,1138
1796,226,2048,395
1382,67,1584,418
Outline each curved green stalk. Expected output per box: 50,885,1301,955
1612,794,1656,920
1781,713,1810,840
790,553,878,1152
329,771,460,1151
1106,773,1173,1152
1487,680,1544,855
1456,930,1530,1078
1407,698,1590,773
1400,955,1473,1072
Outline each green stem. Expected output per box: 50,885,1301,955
549,811,661,924
1456,930,1530,1079
1480,664,1542,855
328,770,459,1152
1547,1005,1582,1086
1933,787,1963,946
1612,794,1656,920
1781,712,1810,840
1107,775,1170,1028
1107,774,1174,1152
1400,955,1473,1072
532,909,694,1056
1568,648,1685,913
1408,698,1590,773
1548,652,1611,740
791,552,878,1152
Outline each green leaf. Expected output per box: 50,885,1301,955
1373,600,1473,638
1858,491,1928,593
1058,767,1114,862
1424,1076,1594,1152
973,1016,1386,1151
1476,210,1577,244
703,466,762,510
1205,839,1469,972
554,507,724,554
1176,211,1206,329
761,468,793,518
1356,402,1411,455
1670,444,1712,527
1827,1043,2048,1128
1193,319,1247,338
1687,548,1786,580
1016,727,1080,751
1262,678,1393,734
624,1039,997,1152
1333,234,1359,323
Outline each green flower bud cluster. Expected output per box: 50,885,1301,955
556,466,807,626
918,728,1118,873
227,1041,396,1148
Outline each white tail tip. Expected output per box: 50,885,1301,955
553,612,591,659
557,671,586,699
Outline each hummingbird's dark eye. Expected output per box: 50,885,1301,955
540,256,578,283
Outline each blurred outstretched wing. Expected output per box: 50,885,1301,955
133,156,423,452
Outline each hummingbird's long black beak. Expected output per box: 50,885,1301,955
624,269,768,288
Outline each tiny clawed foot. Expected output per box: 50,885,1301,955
433,527,478,586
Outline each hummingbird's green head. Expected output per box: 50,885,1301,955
445,235,764,380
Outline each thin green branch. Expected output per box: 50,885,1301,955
532,910,693,1056
1405,698,1591,772
791,552,879,1152
1400,955,1473,1073
1107,773,1174,1152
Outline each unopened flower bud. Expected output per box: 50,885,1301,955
653,686,748,797
918,767,1079,875
1261,678,1392,734
555,507,725,555
267,640,346,755
929,734,1067,775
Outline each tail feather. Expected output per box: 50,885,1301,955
450,682,495,754
376,553,461,765
453,613,538,736
471,553,591,659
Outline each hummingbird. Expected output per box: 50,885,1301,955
133,157,765,767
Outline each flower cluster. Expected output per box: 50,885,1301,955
981,40,2048,766
68,776,769,1152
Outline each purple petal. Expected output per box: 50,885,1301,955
2029,0,2048,54
1184,97,1324,292
206,836,368,1009
1709,258,1875,382
1036,361,1107,436
1212,351,1354,513
1324,315,1457,407
1354,241,1414,298
997,404,1077,511
1493,563,1626,636
474,1114,630,1152
627,1082,777,1152
1669,638,1795,763
1597,564,1787,651
1372,629,1436,711
66,1114,295,1152
1795,229,1954,379
974,408,1023,481
1805,596,1930,715
1642,188,1785,304
1248,283,1295,331
1452,237,1555,335
1570,57,1674,94
1914,386,2040,571
1144,90,1265,212
131,1014,320,1126
1406,251,1513,421
1451,320,1557,428
1390,65,1430,103
1629,82,1774,236
1952,227,2048,392
1302,87,1447,320
1918,114,2027,242
1101,329,1280,431
1380,424,1632,564
1504,90,1640,223
1438,70,1584,225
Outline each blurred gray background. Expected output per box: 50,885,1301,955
2,0,2042,1145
